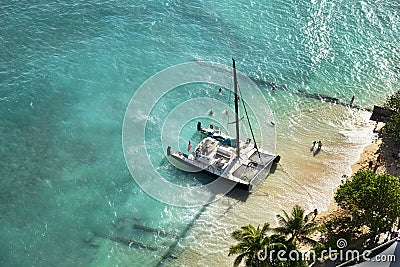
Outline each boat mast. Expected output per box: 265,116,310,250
233,58,240,159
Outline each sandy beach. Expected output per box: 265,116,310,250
316,122,400,224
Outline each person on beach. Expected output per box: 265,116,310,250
377,154,382,163
370,232,377,244
350,95,355,106
369,160,373,169
310,141,316,152
373,121,379,133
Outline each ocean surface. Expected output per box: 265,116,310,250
1,0,399,266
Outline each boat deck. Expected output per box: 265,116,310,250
248,151,276,166
169,142,277,191
230,149,276,183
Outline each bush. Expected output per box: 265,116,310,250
335,170,400,232
384,89,400,144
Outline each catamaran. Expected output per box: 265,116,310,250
167,59,280,191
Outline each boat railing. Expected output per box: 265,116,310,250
248,161,274,191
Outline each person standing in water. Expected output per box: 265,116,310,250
317,141,322,150
350,95,355,106
311,141,316,151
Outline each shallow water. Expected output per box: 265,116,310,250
0,0,399,266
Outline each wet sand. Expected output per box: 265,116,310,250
316,123,400,224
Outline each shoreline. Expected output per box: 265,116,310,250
315,140,379,224
316,122,399,224
173,108,392,266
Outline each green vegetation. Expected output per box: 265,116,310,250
229,101,400,266
385,112,400,144
320,215,361,251
229,223,286,267
274,205,320,248
334,170,400,233
384,89,400,144
384,89,400,112
229,205,319,267
229,171,400,266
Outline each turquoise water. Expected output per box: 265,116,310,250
1,0,399,266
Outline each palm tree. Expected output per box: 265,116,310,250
229,223,285,267
274,205,320,248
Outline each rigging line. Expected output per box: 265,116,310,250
228,116,244,124
229,75,233,108
237,83,261,161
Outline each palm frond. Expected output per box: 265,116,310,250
233,253,245,267
292,205,305,219
300,223,319,236
276,214,289,229
269,241,287,251
277,210,290,224
231,230,244,240
298,235,319,246
261,222,271,235
273,226,291,235
305,211,316,222
229,243,247,256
